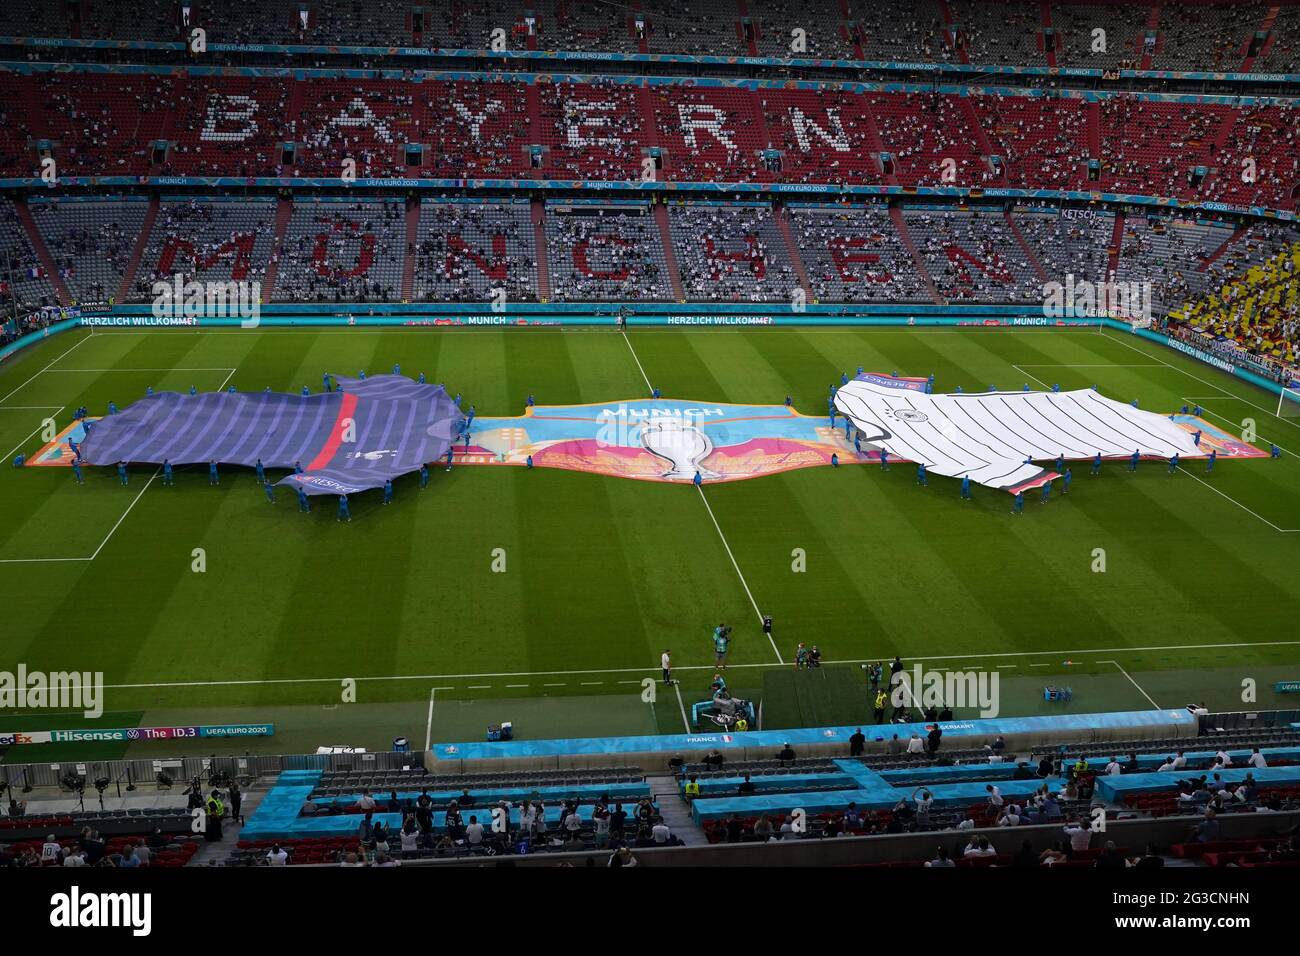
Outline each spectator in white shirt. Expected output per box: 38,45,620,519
354,790,377,811
1157,757,1176,772
1215,750,1232,768
1171,751,1188,769
1248,748,1268,769
1104,757,1122,775
266,844,289,865
1064,820,1092,853
465,816,485,845
906,734,926,756
652,821,672,844
41,836,63,863
964,836,997,857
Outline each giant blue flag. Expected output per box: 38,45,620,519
80,375,461,495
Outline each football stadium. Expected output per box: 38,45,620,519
0,0,1298,920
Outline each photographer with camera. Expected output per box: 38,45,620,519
712,623,732,669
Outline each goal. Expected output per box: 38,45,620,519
1278,385,1300,419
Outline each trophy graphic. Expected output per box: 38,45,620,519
639,415,720,480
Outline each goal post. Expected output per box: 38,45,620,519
1278,385,1300,420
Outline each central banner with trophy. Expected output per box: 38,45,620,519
460,398,865,483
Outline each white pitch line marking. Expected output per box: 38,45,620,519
1175,465,1296,533
673,681,691,733
695,484,782,662
1102,329,1299,431
89,467,162,560
620,327,653,393
0,459,159,564
1098,659,1161,710
505,683,529,688
615,322,781,663
1016,364,1163,368
0,332,93,404
0,555,92,565
90,639,1300,691
1011,365,1050,389
423,687,437,753
1,404,65,463
42,368,239,373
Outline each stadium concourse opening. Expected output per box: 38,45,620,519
0,1,1298,918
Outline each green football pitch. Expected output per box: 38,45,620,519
1,324,1298,762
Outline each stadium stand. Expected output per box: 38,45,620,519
869,92,991,188
1051,3,1152,68
544,203,672,301
539,80,644,181
27,198,149,305
413,199,538,303
0,197,58,311
1173,239,1300,368
667,202,799,302
124,198,277,302
972,93,1090,190
423,80,531,180
904,207,1042,302
168,77,292,178
273,199,407,303
788,203,929,302
1,714,1254,866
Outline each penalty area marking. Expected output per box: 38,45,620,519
0,332,93,404
41,368,239,374
0,404,65,464
1173,465,1298,533
1101,329,1300,431
88,639,1300,693
0,466,162,564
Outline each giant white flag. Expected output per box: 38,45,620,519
834,377,1203,492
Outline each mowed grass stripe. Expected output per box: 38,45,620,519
95,332,322,690
0,327,1296,722
502,328,650,676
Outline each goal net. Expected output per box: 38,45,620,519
1278,385,1300,420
